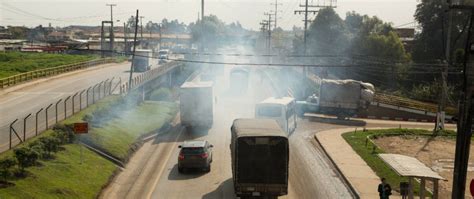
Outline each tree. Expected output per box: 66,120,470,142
14,147,39,173
39,137,60,157
189,15,227,49
306,8,349,55
0,157,16,182
412,0,470,62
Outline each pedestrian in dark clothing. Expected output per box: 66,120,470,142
378,178,392,199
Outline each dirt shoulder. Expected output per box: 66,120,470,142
374,135,474,198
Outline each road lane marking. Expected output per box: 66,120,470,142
146,127,184,199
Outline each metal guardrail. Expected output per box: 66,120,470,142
374,93,458,115
306,74,458,115
0,58,115,89
119,61,182,94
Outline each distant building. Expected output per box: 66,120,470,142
47,31,69,41
395,28,415,52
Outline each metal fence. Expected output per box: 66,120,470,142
2,61,182,153
4,77,120,152
0,58,115,89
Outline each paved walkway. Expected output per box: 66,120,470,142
315,128,403,199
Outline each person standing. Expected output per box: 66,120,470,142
378,178,392,199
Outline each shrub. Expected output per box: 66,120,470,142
28,141,47,159
149,88,172,101
52,124,75,143
14,147,40,172
0,157,16,181
39,137,61,156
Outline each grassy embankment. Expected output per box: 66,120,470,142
0,92,178,198
0,52,98,79
342,128,456,195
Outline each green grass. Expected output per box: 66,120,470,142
0,144,116,199
341,128,456,195
0,94,177,198
81,101,177,160
0,52,98,79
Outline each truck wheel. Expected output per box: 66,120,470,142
206,165,211,172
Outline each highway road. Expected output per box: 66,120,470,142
0,60,160,152
100,47,456,199
102,52,356,198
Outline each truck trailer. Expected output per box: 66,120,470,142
296,79,375,119
230,118,289,198
133,49,153,72
179,81,214,129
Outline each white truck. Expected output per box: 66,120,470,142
158,49,170,64
296,79,375,119
133,49,153,72
180,81,214,129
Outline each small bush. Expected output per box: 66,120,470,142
0,157,16,181
39,137,61,157
14,147,40,172
52,124,75,143
28,141,47,159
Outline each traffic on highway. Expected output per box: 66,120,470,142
0,0,472,199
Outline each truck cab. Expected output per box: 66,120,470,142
158,49,170,64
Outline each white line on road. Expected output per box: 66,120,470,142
146,127,185,199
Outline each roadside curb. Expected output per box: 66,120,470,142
314,133,360,199
80,141,126,168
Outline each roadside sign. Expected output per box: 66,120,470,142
73,123,89,134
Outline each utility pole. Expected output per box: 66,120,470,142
264,12,274,54
294,0,318,84
159,24,162,49
124,22,128,54
260,20,268,51
294,0,318,56
128,10,139,90
139,16,144,40
436,7,453,132
451,8,474,199
271,0,282,29
201,0,205,20
106,3,116,55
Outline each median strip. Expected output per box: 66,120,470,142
0,87,178,198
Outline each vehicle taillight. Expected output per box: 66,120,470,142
200,153,208,159
179,153,185,160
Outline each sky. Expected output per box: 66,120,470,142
0,0,419,30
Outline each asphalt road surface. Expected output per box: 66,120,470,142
102,51,356,198
0,60,160,152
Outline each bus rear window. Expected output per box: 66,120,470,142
257,106,281,117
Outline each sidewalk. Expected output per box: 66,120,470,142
315,128,403,199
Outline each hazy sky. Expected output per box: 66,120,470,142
0,0,419,30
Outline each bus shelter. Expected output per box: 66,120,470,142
378,154,445,199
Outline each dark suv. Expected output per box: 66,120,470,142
178,140,213,173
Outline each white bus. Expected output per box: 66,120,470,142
255,97,297,134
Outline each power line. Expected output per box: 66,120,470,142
72,48,360,67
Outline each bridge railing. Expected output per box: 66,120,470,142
119,61,182,94
0,58,115,89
